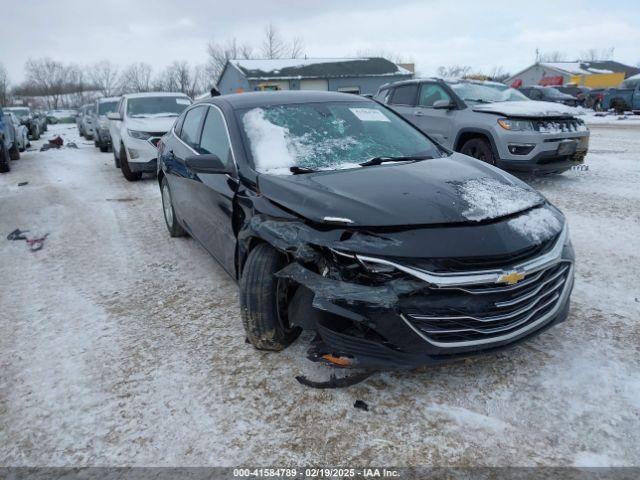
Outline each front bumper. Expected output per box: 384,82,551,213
276,225,575,370
124,136,161,172
495,128,589,173
96,128,112,146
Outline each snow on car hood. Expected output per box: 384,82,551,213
125,116,177,133
472,101,578,118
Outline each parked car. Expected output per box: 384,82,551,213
375,79,589,174
602,74,640,113
518,86,578,107
0,109,11,173
3,112,29,154
4,106,41,140
2,112,24,160
33,110,48,133
108,92,192,181
93,97,120,152
77,104,96,138
156,91,575,369
556,85,591,107
48,109,78,124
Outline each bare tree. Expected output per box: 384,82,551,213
119,62,152,93
156,61,206,97
487,66,511,83
0,63,9,106
437,65,472,79
579,47,615,62
90,60,119,96
290,36,305,58
206,38,253,83
261,23,286,59
23,57,76,108
538,51,567,62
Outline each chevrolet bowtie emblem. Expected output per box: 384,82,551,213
497,271,526,285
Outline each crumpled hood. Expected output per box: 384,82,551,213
125,116,176,133
472,101,578,118
258,153,545,227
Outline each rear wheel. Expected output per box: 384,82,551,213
240,243,301,351
160,176,186,237
31,125,40,141
9,143,20,160
611,98,629,115
119,144,141,181
460,137,496,165
0,144,10,173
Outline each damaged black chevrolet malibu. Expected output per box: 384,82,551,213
157,91,574,371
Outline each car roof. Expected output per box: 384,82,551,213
98,96,120,102
122,92,190,99
196,90,372,110
378,77,440,90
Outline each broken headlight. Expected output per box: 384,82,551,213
327,249,398,282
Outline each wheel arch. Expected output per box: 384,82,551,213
454,128,500,159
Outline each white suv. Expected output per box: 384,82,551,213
108,92,192,181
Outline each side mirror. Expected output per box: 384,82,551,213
433,99,455,110
185,154,232,175
107,112,122,121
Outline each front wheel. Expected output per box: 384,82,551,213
119,145,142,181
460,137,496,165
0,144,10,173
240,244,301,351
160,176,186,237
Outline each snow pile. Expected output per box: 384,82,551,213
508,207,562,243
242,108,360,175
458,177,542,221
472,101,578,117
243,108,296,175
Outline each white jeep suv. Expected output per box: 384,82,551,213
108,92,192,181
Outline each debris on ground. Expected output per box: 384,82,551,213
67,142,78,149
40,136,64,151
295,371,374,389
18,181,28,186
353,400,369,411
7,228,49,251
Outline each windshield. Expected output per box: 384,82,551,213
98,101,118,115
449,82,529,104
544,87,566,98
8,108,30,117
126,96,191,118
238,101,442,175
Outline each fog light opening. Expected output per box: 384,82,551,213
508,144,535,155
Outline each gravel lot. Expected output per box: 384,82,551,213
1,122,639,467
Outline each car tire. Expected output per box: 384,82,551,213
31,126,40,141
119,146,142,181
113,146,121,168
160,176,186,237
0,143,10,173
9,144,20,160
239,243,302,351
100,144,109,153
460,137,496,165
611,98,629,115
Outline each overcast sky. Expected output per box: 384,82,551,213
2,0,639,83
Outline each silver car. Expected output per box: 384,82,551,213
376,79,590,174
78,104,96,139
92,97,120,152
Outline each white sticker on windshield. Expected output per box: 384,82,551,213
176,98,191,105
349,108,390,122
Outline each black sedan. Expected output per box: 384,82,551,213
157,91,575,370
519,86,578,107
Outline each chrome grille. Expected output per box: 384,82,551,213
401,261,572,346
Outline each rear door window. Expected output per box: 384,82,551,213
390,85,418,106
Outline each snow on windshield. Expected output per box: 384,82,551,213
450,83,529,103
508,207,562,243
241,104,438,175
457,177,543,221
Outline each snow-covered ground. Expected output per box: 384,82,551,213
0,123,639,467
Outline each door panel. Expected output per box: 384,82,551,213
183,106,238,276
410,83,456,147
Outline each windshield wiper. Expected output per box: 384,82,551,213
290,166,318,174
359,155,433,167
465,99,492,104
